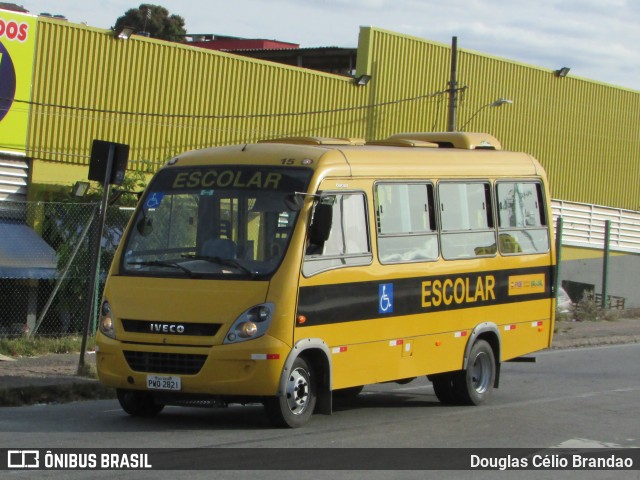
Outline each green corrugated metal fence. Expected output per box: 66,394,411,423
25,20,640,210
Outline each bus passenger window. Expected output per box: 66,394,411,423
439,182,496,260
375,183,438,264
303,193,372,276
496,182,550,254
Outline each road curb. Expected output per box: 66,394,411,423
0,380,115,407
552,335,640,349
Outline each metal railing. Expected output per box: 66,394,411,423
552,199,640,254
0,201,133,338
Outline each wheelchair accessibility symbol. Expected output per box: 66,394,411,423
379,283,394,314
145,192,165,209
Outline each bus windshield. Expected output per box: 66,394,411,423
121,165,312,279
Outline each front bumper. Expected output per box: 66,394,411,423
96,334,289,397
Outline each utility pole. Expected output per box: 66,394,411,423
78,140,128,373
602,220,611,309
78,144,114,372
447,36,458,132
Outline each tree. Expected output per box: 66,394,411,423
113,4,186,42
37,171,147,335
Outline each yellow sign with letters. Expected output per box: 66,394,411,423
172,169,283,190
508,274,546,296
0,11,37,154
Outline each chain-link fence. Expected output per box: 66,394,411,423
0,201,133,338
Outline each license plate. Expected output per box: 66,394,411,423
146,375,181,391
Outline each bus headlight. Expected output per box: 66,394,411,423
99,300,116,339
224,303,274,344
239,322,258,338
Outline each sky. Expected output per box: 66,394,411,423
15,0,640,91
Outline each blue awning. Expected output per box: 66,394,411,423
0,221,58,280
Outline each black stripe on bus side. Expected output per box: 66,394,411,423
297,266,553,327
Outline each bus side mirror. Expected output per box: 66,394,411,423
309,202,333,245
136,217,153,236
285,193,304,211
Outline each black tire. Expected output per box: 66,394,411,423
454,339,496,405
264,357,316,428
431,373,458,405
116,389,164,417
333,385,364,398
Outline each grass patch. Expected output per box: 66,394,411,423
574,294,620,322
0,335,96,358
554,313,575,333
77,361,98,379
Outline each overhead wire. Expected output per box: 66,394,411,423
1,86,462,165
4,87,451,121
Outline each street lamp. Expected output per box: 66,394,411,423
459,97,513,131
72,181,90,197
115,26,135,40
354,74,372,86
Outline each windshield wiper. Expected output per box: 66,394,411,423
181,254,256,278
127,260,199,278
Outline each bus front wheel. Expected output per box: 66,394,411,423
264,356,317,428
116,389,165,417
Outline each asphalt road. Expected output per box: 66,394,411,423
2,344,639,480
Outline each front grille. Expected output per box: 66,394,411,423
121,319,221,337
123,350,207,375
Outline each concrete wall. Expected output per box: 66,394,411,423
559,246,639,308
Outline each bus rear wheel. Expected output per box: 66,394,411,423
116,389,165,417
264,357,316,428
455,339,496,405
430,339,496,406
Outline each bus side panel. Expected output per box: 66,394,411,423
497,300,553,360
298,296,552,391
301,320,470,389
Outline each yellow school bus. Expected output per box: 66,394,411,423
95,132,556,427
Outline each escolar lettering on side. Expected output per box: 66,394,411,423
422,275,496,308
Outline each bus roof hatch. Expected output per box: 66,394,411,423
380,132,502,150
259,137,366,146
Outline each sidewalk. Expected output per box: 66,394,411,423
1,318,639,407
0,351,114,406
551,317,640,349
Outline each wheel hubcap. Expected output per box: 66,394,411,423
285,368,310,415
471,352,491,394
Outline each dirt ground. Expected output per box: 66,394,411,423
551,316,640,348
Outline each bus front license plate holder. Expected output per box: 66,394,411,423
146,375,181,391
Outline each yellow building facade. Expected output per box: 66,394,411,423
0,11,638,210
